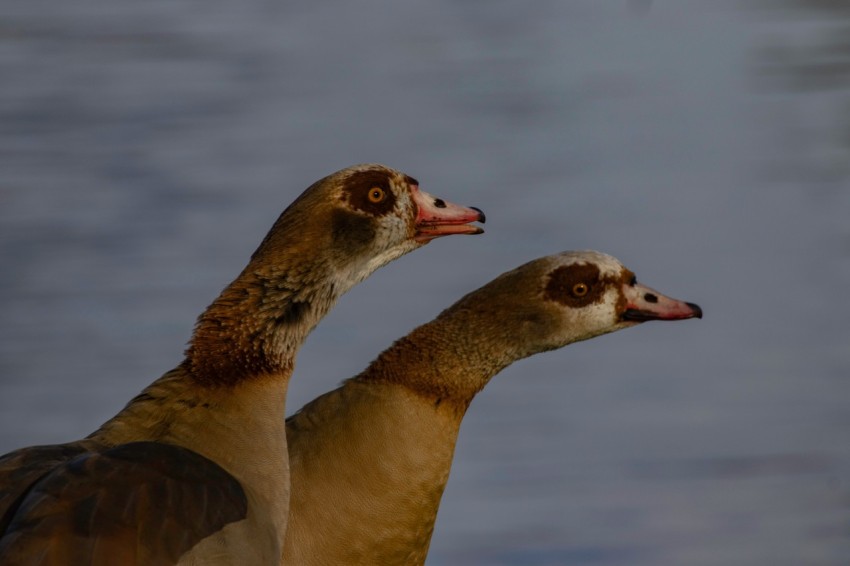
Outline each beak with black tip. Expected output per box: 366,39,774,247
410,186,485,243
621,281,702,322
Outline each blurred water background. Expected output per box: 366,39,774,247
1,1,849,564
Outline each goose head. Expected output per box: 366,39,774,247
248,163,485,292
445,250,701,362
187,164,484,385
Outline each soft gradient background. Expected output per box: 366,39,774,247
2,1,849,564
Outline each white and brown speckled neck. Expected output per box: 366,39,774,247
184,255,341,389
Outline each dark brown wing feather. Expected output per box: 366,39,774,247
0,441,247,566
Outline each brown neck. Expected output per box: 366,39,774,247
355,302,534,411
285,304,537,564
184,257,340,389
92,255,344,448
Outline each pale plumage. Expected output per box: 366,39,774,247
284,250,701,565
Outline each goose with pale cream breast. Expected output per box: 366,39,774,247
284,250,701,565
0,164,484,566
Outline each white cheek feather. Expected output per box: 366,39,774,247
573,301,612,330
550,288,625,346
336,212,416,290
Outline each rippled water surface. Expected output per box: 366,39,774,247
1,1,849,564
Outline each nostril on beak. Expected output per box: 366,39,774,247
433,199,446,209
644,293,658,303
470,207,486,223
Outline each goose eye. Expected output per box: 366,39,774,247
572,283,589,297
368,187,386,203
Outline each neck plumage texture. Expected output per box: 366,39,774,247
92,233,346,446
284,283,556,565
80,202,372,566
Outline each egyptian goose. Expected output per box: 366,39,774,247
0,164,485,565
284,250,701,565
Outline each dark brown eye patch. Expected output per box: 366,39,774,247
544,263,606,307
343,170,398,216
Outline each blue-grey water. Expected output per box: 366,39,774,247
2,1,849,564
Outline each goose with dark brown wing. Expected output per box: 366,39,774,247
0,164,485,566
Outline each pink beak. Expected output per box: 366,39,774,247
410,186,486,243
621,281,702,322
